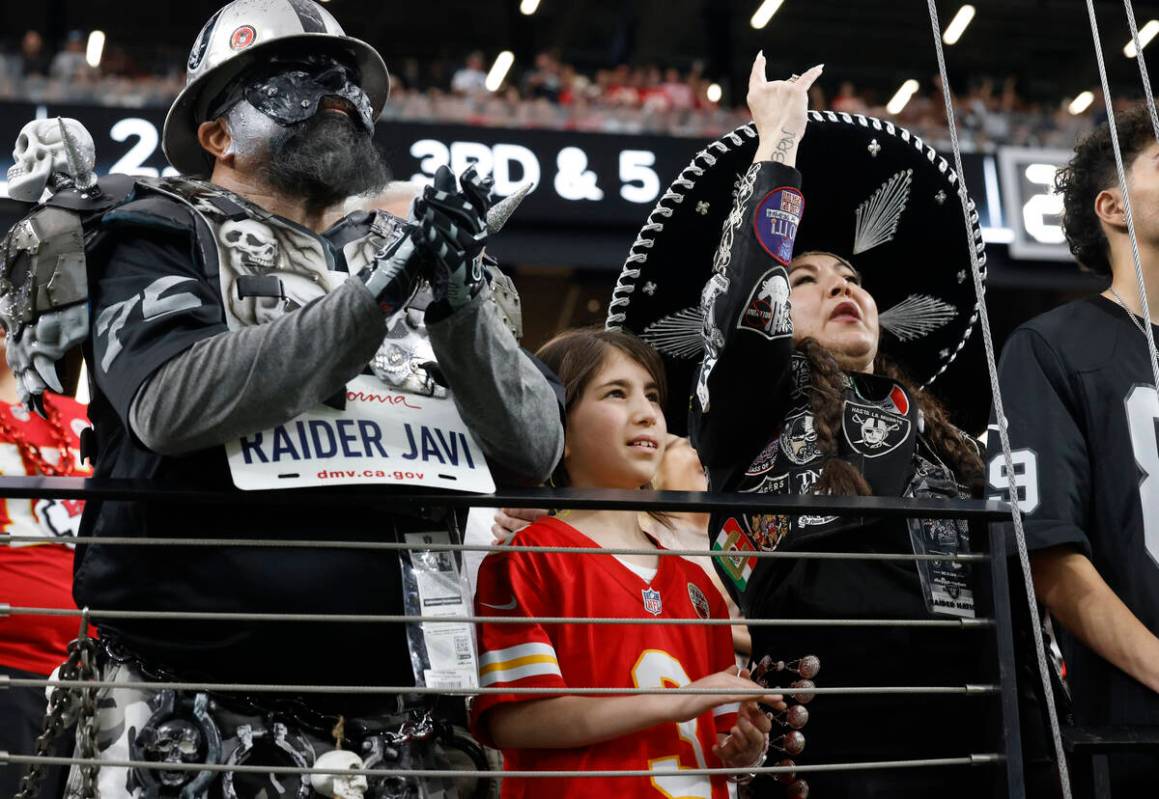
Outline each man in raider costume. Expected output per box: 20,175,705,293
0,1,562,796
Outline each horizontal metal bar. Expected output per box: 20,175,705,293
0,476,1014,520
7,677,1001,697
9,606,995,628
0,752,1003,778
0,534,989,562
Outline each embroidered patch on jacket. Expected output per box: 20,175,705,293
713,517,757,591
745,438,783,476
779,409,821,465
843,400,911,458
750,513,791,552
753,186,804,266
737,266,792,340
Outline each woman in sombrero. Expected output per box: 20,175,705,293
611,53,991,798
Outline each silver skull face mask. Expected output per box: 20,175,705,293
210,55,375,134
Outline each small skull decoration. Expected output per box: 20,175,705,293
371,308,448,398
139,718,205,787
219,219,279,273
7,118,96,202
311,749,370,799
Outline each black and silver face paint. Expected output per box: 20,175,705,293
209,54,375,133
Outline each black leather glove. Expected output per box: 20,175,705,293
359,225,423,316
415,165,494,311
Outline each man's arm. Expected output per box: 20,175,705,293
426,284,564,485
130,277,385,454
1032,546,1159,693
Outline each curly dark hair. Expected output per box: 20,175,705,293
795,338,984,496
1056,106,1156,275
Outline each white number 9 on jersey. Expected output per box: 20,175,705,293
987,447,1040,515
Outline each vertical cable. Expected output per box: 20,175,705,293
924,2,1072,795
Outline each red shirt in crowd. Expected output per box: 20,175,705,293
0,395,90,675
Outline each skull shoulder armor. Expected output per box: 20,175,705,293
0,206,88,334
0,201,96,412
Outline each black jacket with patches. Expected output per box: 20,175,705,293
689,160,986,778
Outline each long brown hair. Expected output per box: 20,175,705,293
535,327,668,488
795,337,984,497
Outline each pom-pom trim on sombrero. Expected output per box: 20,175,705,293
605,112,988,390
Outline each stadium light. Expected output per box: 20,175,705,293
85,30,105,69
750,0,785,30
1068,91,1095,115
1124,19,1159,58
706,83,723,103
520,0,541,14
485,51,516,93
886,79,919,115
942,5,975,45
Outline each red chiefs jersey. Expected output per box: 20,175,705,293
470,516,740,799
0,395,91,675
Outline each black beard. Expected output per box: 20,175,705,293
260,112,391,212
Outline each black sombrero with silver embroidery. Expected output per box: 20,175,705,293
606,111,986,428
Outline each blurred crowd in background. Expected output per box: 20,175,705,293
0,29,1130,151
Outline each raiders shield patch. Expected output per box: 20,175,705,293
737,266,792,341
753,186,804,266
843,400,911,458
687,583,711,619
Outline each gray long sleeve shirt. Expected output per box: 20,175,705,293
130,278,563,484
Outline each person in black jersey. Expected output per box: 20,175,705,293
987,106,1159,794
610,54,996,798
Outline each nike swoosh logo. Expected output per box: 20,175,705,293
481,598,518,610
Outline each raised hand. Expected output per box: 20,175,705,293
747,53,823,167
415,165,493,311
359,226,423,317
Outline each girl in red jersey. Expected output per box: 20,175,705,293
470,328,778,798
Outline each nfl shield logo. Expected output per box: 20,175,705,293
642,588,663,616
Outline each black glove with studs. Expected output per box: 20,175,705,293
358,225,423,317
414,164,494,317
